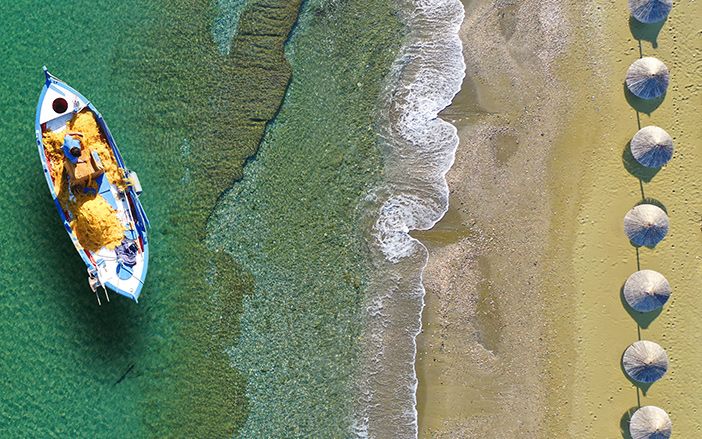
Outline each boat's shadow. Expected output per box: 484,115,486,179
32,182,143,381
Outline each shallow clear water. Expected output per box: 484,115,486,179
209,0,404,435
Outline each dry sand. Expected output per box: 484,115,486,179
416,0,701,437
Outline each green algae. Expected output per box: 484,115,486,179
209,0,405,435
113,0,303,435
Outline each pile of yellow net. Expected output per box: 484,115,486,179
42,110,126,252
71,194,125,252
41,129,69,196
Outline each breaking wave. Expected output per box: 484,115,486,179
353,0,465,437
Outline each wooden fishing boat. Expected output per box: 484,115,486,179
35,67,149,303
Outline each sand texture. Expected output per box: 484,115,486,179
417,0,701,437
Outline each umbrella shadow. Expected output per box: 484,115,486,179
629,238,664,250
620,406,639,439
629,16,666,49
624,83,665,114
620,284,662,328
636,197,667,214
622,141,661,182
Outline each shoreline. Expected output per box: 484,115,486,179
416,0,572,435
353,0,466,436
209,0,409,435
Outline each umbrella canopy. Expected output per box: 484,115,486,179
630,406,672,439
624,270,671,312
628,0,673,24
623,340,669,383
626,57,669,100
631,126,674,168
624,204,669,247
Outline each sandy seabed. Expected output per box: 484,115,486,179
415,0,701,437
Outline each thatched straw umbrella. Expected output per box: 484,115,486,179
631,126,674,168
624,270,671,312
629,0,673,24
629,406,672,439
623,340,669,383
626,57,669,100
624,204,669,247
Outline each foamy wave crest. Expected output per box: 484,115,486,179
354,0,465,437
374,194,442,262
374,0,465,262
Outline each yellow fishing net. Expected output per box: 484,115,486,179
70,194,125,252
41,110,127,252
41,129,68,195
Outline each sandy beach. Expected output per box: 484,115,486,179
416,0,701,437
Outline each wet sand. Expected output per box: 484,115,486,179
416,0,701,437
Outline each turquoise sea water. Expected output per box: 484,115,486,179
0,0,416,436
1,3,166,436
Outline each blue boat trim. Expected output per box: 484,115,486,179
117,263,134,280
96,174,119,210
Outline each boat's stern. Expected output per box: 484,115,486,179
90,235,149,302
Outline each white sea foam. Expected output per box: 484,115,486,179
353,0,465,437
374,0,465,263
